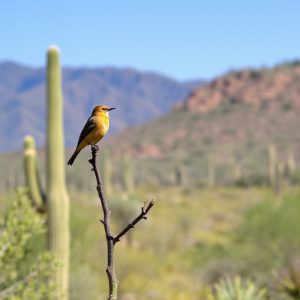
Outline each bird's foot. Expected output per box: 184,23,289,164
91,144,99,152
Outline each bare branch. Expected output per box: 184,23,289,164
89,144,155,300
113,200,155,244
89,145,118,299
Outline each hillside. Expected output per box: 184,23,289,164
105,62,300,186
0,61,202,152
2,62,300,190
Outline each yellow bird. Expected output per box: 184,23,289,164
67,105,115,165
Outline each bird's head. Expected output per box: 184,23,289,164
92,105,116,116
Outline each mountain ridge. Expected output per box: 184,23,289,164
177,61,300,113
105,62,300,185
0,61,203,152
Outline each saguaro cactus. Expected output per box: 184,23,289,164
102,150,113,196
23,135,45,213
230,157,242,184
286,149,296,179
46,46,70,300
23,46,69,300
268,144,277,188
208,154,215,188
175,165,183,185
122,155,134,195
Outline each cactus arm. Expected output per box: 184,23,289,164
208,154,215,188
122,155,134,195
23,135,46,213
268,144,277,188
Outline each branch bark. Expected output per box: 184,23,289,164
113,200,155,244
88,145,155,300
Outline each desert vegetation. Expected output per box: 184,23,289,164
1,49,300,299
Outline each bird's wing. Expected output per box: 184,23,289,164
76,116,97,147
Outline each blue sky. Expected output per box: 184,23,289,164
0,1,299,80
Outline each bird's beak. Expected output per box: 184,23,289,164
107,107,116,111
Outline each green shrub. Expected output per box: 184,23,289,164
0,189,56,299
207,276,267,300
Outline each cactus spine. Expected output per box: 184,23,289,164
23,135,45,212
46,46,70,300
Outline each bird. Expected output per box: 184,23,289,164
67,105,115,165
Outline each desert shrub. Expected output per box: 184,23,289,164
272,260,300,299
0,189,56,299
207,276,267,300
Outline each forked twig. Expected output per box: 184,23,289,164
113,200,155,244
88,145,155,300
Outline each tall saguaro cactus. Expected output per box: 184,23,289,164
46,46,70,300
286,149,296,179
122,155,135,195
23,46,70,300
102,150,113,197
268,144,277,189
208,154,215,188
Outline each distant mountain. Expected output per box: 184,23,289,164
105,62,300,185
0,61,204,151
2,61,300,189
176,62,300,113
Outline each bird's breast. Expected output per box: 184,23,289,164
94,115,109,136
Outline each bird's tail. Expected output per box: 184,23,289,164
67,149,80,166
